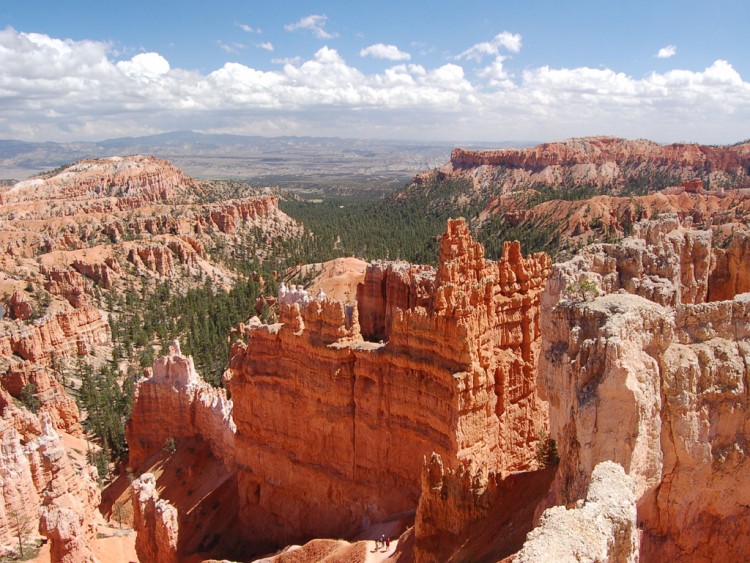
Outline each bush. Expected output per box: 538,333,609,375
536,430,560,467
18,382,40,414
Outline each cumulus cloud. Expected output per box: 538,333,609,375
116,52,170,78
0,27,748,144
457,32,522,62
360,43,410,61
284,14,336,39
257,42,274,52
657,44,677,58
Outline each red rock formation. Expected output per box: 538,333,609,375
71,258,119,290
127,243,175,277
131,473,179,563
1,365,81,436
41,266,92,308
0,306,110,364
413,453,556,562
708,229,750,301
450,137,750,175
227,218,551,547
8,291,32,320
356,261,434,342
126,342,235,470
2,155,196,207
0,306,108,437
539,214,750,561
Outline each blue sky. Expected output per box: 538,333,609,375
0,0,748,144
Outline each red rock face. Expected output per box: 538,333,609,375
131,474,179,563
227,218,551,546
708,230,750,301
0,306,109,437
450,137,750,174
126,344,235,471
8,291,32,320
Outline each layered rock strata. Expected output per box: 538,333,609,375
539,214,750,560
444,137,750,192
228,218,551,547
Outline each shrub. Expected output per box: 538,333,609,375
566,279,599,302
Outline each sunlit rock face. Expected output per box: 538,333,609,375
540,214,750,561
227,218,551,546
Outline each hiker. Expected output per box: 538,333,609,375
380,534,386,550
386,537,391,550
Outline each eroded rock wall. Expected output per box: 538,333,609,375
126,342,235,471
515,461,638,563
131,473,179,563
0,405,99,561
228,218,551,546
539,214,750,560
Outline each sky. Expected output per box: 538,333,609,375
0,0,748,145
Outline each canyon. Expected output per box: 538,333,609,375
2,138,750,561
125,212,750,561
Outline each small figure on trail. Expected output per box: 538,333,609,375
380,534,386,550
386,537,391,550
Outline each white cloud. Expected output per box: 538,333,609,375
284,14,336,40
238,23,256,33
258,42,274,52
457,32,522,62
0,27,748,144
479,56,511,86
116,52,170,79
657,44,677,58
360,43,410,61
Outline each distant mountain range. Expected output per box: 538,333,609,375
0,131,525,183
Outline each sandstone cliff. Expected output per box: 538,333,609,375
227,218,551,548
126,343,246,562
126,341,235,471
445,137,750,192
539,214,750,560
